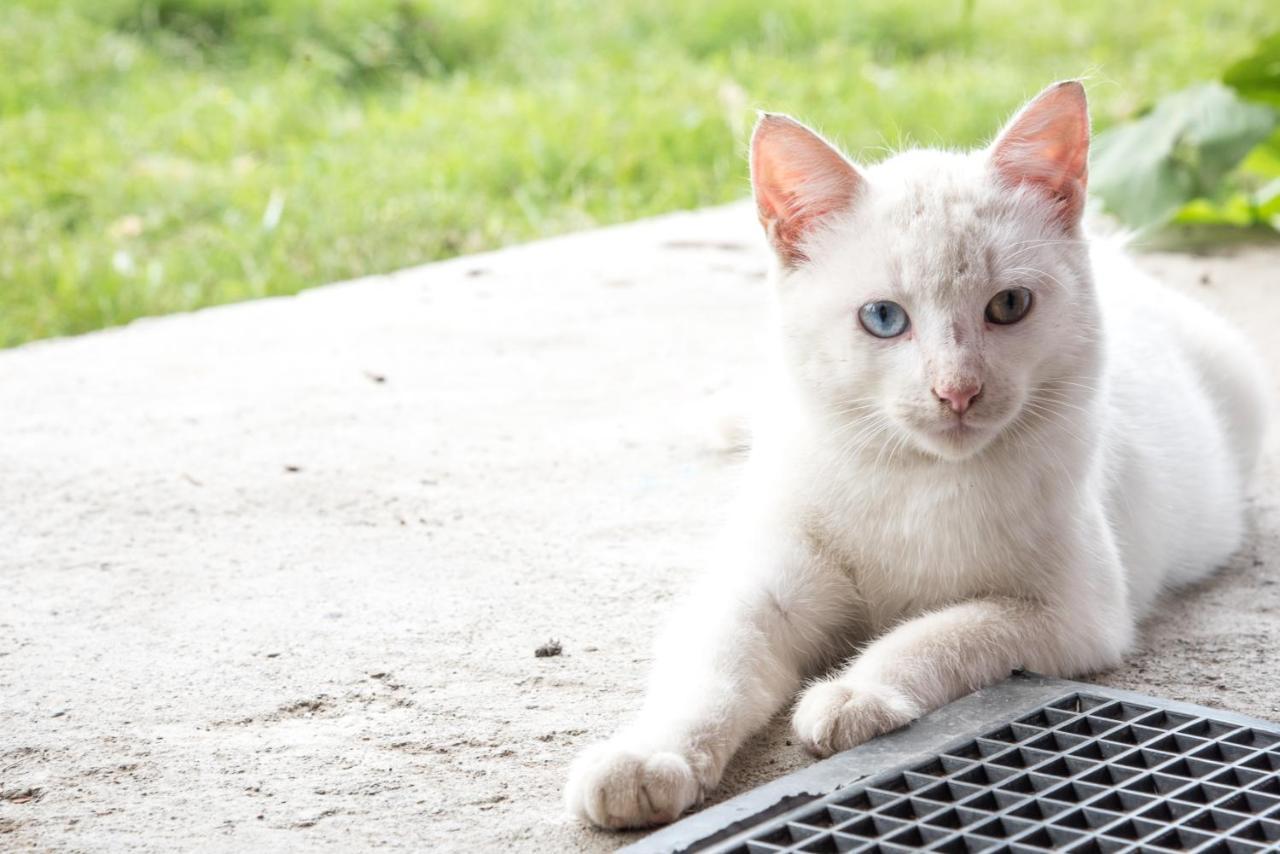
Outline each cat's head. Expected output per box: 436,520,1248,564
751,81,1100,462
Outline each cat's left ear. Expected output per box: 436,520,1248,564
751,113,864,266
990,81,1090,229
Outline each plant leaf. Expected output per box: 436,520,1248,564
1091,83,1276,228
1224,31,1280,107
1239,128,1280,179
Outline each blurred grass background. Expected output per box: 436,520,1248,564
0,0,1274,347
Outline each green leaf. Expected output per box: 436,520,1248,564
1170,178,1280,231
1224,31,1280,107
1239,128,1280,179
1177,129,1280,231
1173,195,1258,227
1091,83,1276,228
1258,178,1280,227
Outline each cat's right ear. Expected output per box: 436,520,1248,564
750,114,863,267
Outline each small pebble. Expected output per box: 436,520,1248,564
535,639,563,658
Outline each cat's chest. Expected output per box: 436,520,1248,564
799,462,1051,621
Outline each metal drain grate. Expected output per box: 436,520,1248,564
624,676,1280,854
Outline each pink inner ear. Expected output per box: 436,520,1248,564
751,115,861,265
991,82,1090,227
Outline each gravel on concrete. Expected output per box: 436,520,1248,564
1,202,1277,852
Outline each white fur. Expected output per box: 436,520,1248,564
565,88,1269,830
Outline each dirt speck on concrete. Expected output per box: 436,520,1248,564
279,698,329,717
535,639,563,658
292,809,339,829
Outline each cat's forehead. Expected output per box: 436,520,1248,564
870,151,996,236
860,150,1029,293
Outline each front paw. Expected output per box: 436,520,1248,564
564,740,701,829
792,679,921,758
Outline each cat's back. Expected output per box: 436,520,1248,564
1091,239,1268,612
1093,240,1267,479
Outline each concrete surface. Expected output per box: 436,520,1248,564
1,202,1277,852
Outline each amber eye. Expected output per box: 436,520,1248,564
985,287,1033,325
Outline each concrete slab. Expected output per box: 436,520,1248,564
1,202,1277,852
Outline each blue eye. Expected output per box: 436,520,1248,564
858,301,909,338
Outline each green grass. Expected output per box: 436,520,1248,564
1,0,1273,347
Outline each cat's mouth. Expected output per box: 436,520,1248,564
932,419,983,442
908,413,1001,460
889,400,1014,461
937,419,977,435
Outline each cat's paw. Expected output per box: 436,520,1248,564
564,740,701,829
791,679,921,758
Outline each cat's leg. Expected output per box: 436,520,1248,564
565,541,857,829
792,540,1132,756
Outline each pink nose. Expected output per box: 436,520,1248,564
934,383,982,415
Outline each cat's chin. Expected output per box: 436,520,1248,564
911,421,997,461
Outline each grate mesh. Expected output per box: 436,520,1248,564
724,692,1280,853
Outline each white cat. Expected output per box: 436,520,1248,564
565,81,1269,830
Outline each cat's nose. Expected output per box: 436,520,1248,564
933,383,982,415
